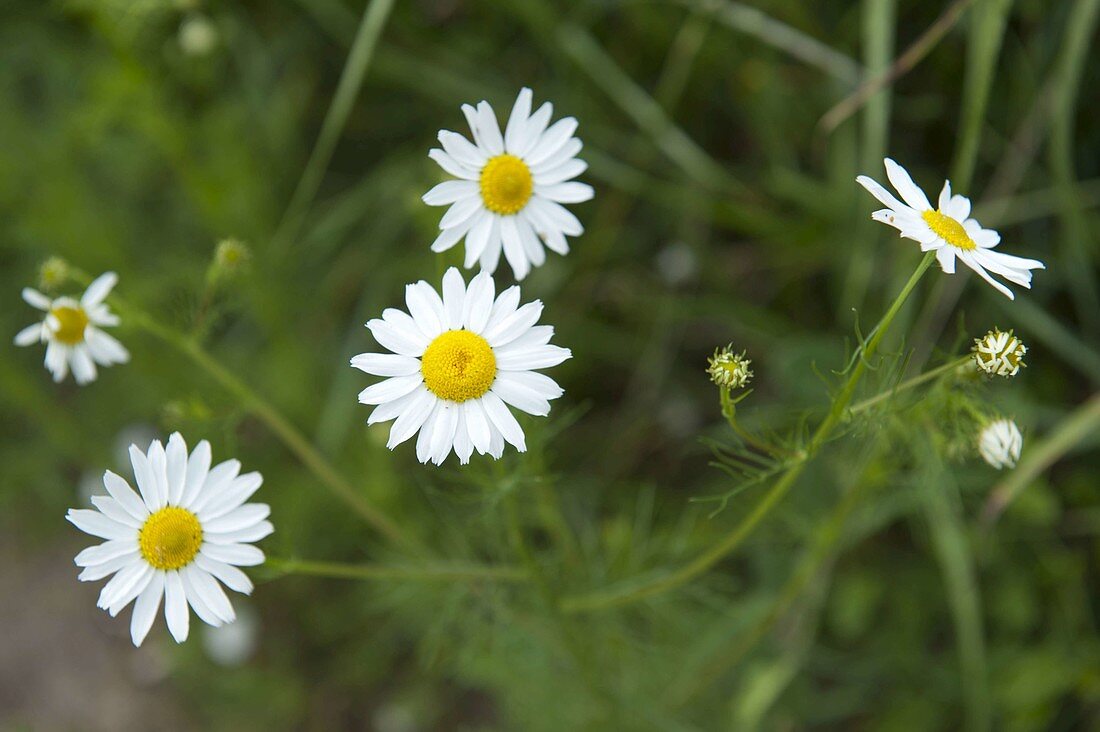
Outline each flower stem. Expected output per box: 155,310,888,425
121,304,416,551
561,252,936,613
849,354,971,415
265,556,527,582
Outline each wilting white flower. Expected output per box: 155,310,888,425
352,267,571,465
202,602,259,666
67,433,272,646
707,345,753,389
423,88,593,280
978,419,1022,470
857,158,1045,299
14,272,129,384
973,328,1027,377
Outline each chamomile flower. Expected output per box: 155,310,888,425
352,267,571,465
423,88,594,280
14,271,129,384
707,346,753,389
978,419,1022,470
857,158,1045,299
973,328,1027,378
67,433,272,647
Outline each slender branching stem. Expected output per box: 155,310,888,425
560,252,935,613
265,556,527,582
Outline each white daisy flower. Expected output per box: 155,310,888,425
67,433,272,647
972,327,1027,378
351,267,571,465
14,271,130,384
422,87,594,281
857,158,1045,299
978,419,1023,470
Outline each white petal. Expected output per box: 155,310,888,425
103,470,149,520
884,158,932,211
530,138,582,174
91,496,142,528
944,194,971,221
514,213,546,268
180,440,211,508
533,158,588,186
130,571,164,646
526,117,578,167
415,403,440,463
84,328,129,365
439,130,488,168
496,344,572,371
70,345,98,385
520,102,554,157
462,270,495,333
422,180,478,206
428,148,478,180
956,251,1015,299
22,287,52,310
81,272,118,308
75,540,135,568
440,196,484,230
485,286,521,334
194,554,254,595
97,560,149,611
479,232,503,274
14,323,43,346
165,433,188,505
78,551,139,582
431,218,472,253
453,409,473,465
367,385,424,425
386,386,435,448
856,175,911,214
44,341,69,382
183,566,235,624
936,247,956,274
359,374,424,405
67,508,135,541
107,565,154,617
164,571,190,643
201,542,265,567
350,352,421,377
504,87,533,154
201,504,270,534
528,197,583,236
490,380,551,417
480,392,526,452
406,281,446,338
428,402,459,465
196,472,263,521
179,567,223,627
367,317,428,357
146,440,171,511
485,300,543,347
204,520,274,545
189,459,241,514
476,100,505,155
536,182,594,204
464,399,492,454
441,267,467,330
463,212,495,268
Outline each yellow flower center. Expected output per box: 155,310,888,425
479,154,533,215
50,306,89,345
421,330,497,402
921,209,976,250
139,507,203,570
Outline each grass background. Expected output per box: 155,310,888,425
1,0,1099,729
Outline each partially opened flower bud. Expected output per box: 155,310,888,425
707,346,753,389
978,419,1022,470
973,328,1026,377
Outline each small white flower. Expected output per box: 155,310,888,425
857,158,1045,299
978,419,1023,470
352,267,571,465
423,88,594,280
67,433,272,646
973,328,1027,377
14,271,130,384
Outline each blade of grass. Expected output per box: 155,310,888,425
270,0,395,255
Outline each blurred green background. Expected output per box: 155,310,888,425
2,0,1099,729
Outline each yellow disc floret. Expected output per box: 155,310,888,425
479,154,534,215
51,305,89,345
421,330,497,402
921,209,976,250
139,507,203,570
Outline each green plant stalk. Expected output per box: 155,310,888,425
561,252,936,612
120,305,415,551
265,556,527,582
271,0,395,254
849,355,971,415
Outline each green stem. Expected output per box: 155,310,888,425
849,355,970,415
271,0,395,254
265,556,527,582
560,252,935,613
121,305,415,551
